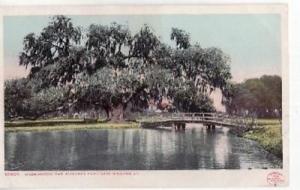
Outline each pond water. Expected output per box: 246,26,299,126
5,124,282,170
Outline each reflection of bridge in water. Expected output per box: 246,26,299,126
138,112,256,131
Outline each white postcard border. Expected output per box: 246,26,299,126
0,4,288,188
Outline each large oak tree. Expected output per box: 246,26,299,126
12,15,232,121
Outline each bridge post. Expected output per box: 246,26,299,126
172,123,177,131
175,123,180,131
211,124,215,130
172,122,186,131
205,124,215,130
181,123,186,130
206,124,210,130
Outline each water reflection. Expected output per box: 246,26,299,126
5,124,282,170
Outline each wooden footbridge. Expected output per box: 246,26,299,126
138,112,256,131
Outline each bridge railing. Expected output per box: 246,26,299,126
137,112,256,128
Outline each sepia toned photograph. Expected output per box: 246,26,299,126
0,4,289,188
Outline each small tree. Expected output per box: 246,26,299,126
4,78,32,119
174,85,215,112
224,75,282,118
5,78,69,120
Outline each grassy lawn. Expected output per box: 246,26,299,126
244,118,282,158
5,121,139,132
255,118,282,126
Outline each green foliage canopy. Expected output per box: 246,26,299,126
225,75,282,118
6,15,233,120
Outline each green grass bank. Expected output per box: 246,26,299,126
5,120,139,132
243,119,282,159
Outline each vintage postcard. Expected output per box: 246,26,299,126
0,4,288,188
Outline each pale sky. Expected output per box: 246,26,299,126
4,14,281,82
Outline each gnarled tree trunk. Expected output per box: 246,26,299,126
106,104,125,122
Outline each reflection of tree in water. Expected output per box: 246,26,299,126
184,127,203,169
139,129,179,169
213,127,237,168
5,133,16,169
62,130,110,169
180,125,240,169
16,132,47,170
224,153,241,169
199,126,219,169
5,133,20,170
142,129,164,169
171,130,189,169
149,130,169,169
164,124,221,169
5,127,281,170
